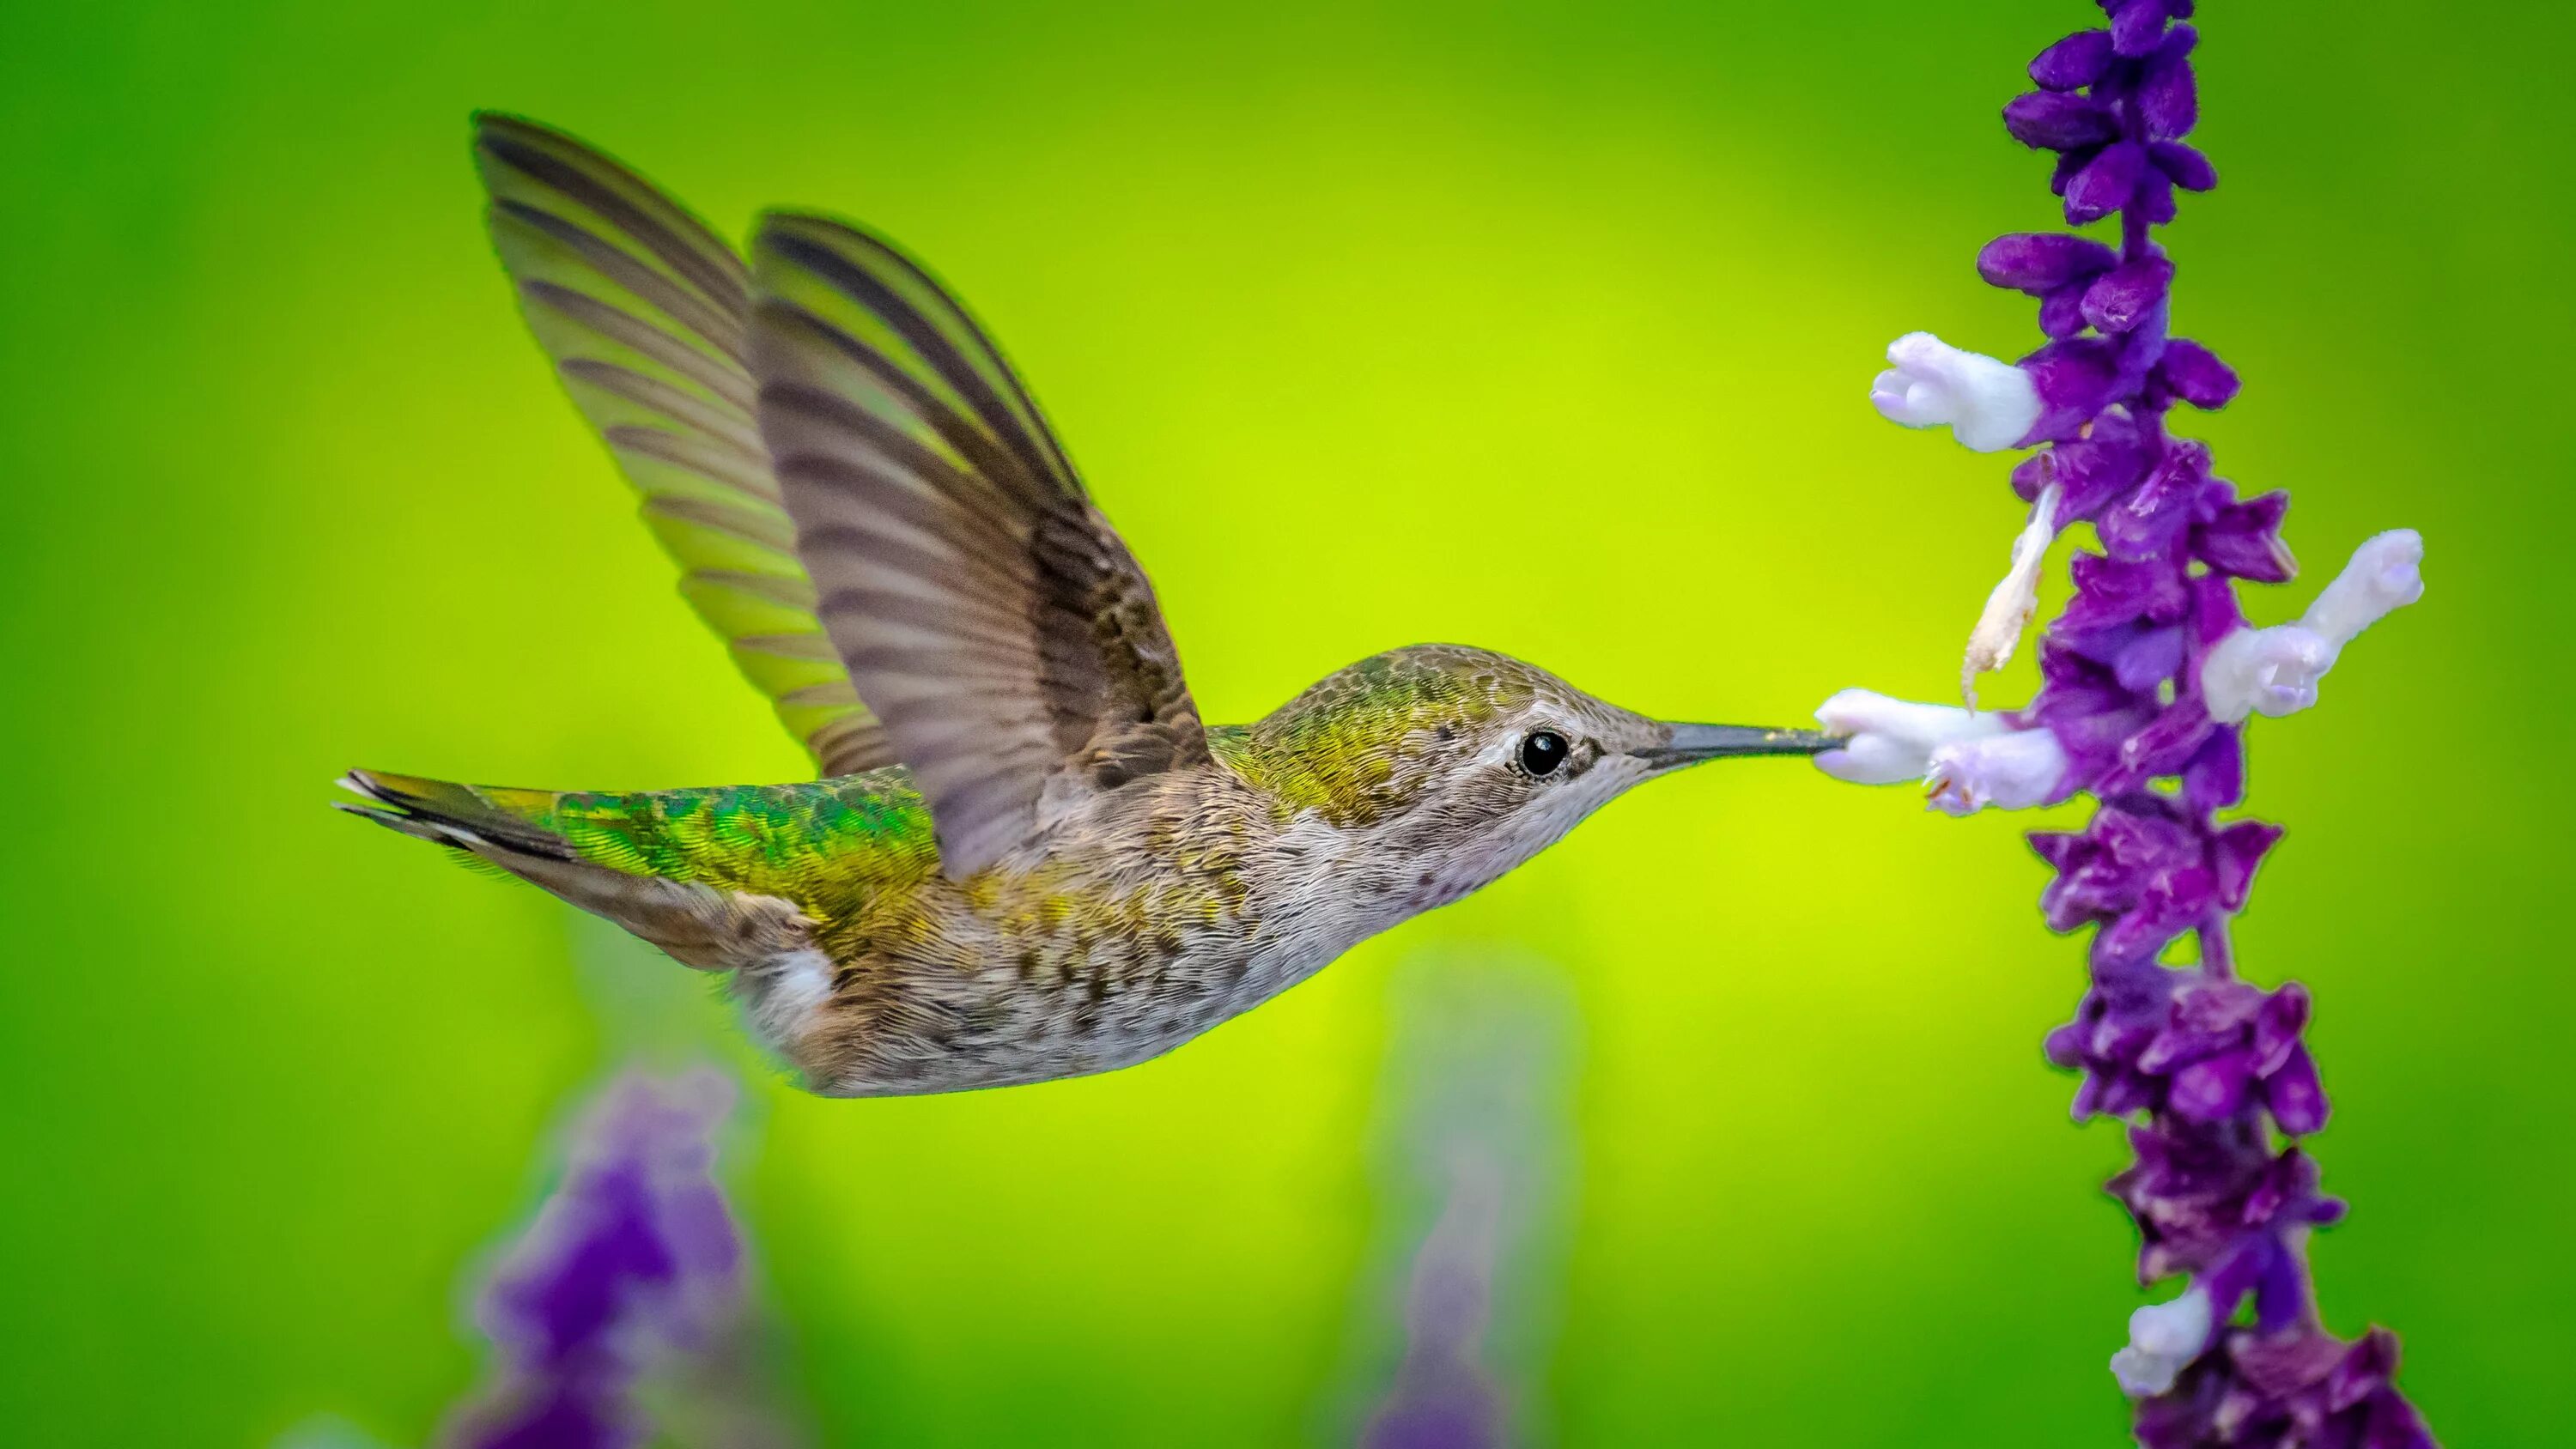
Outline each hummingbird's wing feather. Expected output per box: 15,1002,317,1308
471,114,895,776
747,213,1210,879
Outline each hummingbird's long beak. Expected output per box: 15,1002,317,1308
1636,722,1844,770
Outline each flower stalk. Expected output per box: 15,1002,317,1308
1832,4,2436,1442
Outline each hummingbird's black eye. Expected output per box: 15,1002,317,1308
1519,730,1570,778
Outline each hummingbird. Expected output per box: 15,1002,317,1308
339,115,1837,1097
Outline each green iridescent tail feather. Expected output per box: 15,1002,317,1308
336,770,586,863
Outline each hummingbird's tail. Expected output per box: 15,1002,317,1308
334,769,817,973
335,769,578,862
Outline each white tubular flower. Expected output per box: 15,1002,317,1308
1869,332,2044,452
1962,482,2063,710
2109,1288,2215,1399
1925,727,2070,816
2201,529,2425,724
1812,688,2012,785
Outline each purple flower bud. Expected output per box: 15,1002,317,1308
2110,0,2179,57
2039,284,2091,338
2149,140,2219,191
2130,167,2178,225
2081,256,2176,333
1978,232,2121,294
2032,29,2118,90
2099,440,2208,561
2006,91,2123,151
2050,144,2096,197
2157,338,2239,409
2138,26,2201,139
2196,490,2298,582
2264,1045,2330,1134
2065,142,2149,224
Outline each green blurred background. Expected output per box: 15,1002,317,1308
4,1,2567,1443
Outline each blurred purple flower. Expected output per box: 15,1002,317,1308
1356,955,1575,1449
1838,3,2435,1442
447,1069,793,1449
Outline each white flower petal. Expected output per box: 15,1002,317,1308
2200,530,2426,724
1924,728,2069,815
1811,688,2013,786
1869,332,2043,452
2110,1288,2214,1399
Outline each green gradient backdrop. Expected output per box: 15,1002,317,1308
4,3,2567,1444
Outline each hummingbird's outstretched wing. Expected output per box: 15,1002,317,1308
749,214,1210,880
470,114,895,776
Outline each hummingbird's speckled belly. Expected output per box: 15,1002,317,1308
744,846,1373,1097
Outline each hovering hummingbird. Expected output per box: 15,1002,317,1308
340,115,1836,1096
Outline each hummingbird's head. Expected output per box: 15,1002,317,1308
1230,645,1836,915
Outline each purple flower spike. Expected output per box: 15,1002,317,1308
1834,5,2435,1441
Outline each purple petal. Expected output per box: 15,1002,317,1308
2081,256,2176,334
2158,337,2240,409
2171,979,2266,1033
2102,700,2217,793
2130,167,2178,225
1978,232,2120,293
2009,450,2056,506
2168,1049,2256,1121
2209,821,2284,911
2065,142,2149,224
2044,1016,2091,1069
2111,626,2185,692
2138,1022,2237,1074
2029,829,2092,872
2031,28,2118,90
2264,1045,2330,1135
2050,435,2153,521
2005,91,2123,151
2017,338,2125,442
2050,145,2097,198
2196,490,2298,582
2039,284,2090,338
2180,727,2245,814
2138,26,2201,139
2150,140,2219,191
2064,550,2191,631
2111,0,2174,56
2253,983,2312,1076
2098,440,2207,561
2187,571,2245,648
